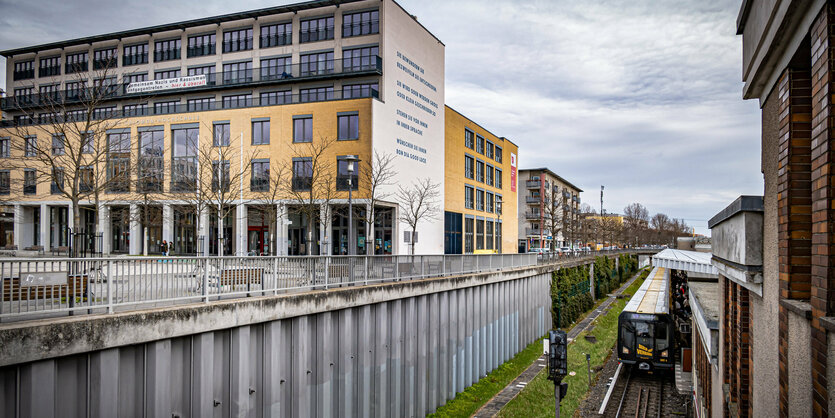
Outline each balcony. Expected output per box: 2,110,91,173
154,49,181,62
526,196,541,204
187,44,216,58
525,228,551,236
526,180,540,189
1,56,383,114
14,69,35,81
525,212,541,220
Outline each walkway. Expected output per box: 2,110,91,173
472,270,644,417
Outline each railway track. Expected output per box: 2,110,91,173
600,365,680,418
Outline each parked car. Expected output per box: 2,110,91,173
528,248,549,254
559,247,571,255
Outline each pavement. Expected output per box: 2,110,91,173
472,270,644,417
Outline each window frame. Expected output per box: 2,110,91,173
337,113,359,140
252,119,270,145
293,116,313,143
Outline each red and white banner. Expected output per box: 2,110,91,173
126,75,207,94
510,152,517,192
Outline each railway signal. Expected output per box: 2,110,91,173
548,330,569,417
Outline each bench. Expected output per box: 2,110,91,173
0,245,17,257
51,246,68,256
218,267,263,287
2,274,88,301
24,245,44,255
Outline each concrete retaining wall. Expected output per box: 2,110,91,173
0,268,553,417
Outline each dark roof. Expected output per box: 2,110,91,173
518,167,583,193
1,0,363,57
707,195,763,229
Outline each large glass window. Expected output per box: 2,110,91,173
0,171,9,195
251,161,270,191
300,52,334,76
23,170,36,195
81,133,94,154
187,65,216,83
25,137,37,157
300,86,334,102
93,47,117,70
51,134,65,155
13,60,34,80
300,16,334,43
155,69,181,80
465,185,474,209
337,114,359,140
223,28,253,52
65,52,88,73
106,131,131,193
486,141,494,159
222,94,252,109
476,135,485,154
154,38,181,62
486,221,494,250
252,120,270,145
342,46,378,72
52,169,65,194
260,22,292,47
476,161,484,183
123,43,148,66
465,156,474,179
486,192,494,213
476,219,484,250
171,127,198,191
154,101,179,115
39,56,60,77
222,61,253,83
293,117,313,143
187,97,215,112
476,189,484,211
138,129,164,192
495,146,503,163
123,103,149,117
464,218,474,253
0,138,9,158
343,83,378,99
261,90,291,105
496,169,503,189
465,129,474,149
187,33,216,57
213,122,230,147
292,158,313,191
342,10,379,37
260,57,292,80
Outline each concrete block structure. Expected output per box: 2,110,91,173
516,168,581,252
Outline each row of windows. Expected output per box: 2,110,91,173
464,155,503,189
464,129,503,164
12,11,380,81
463,185,502,214
463,218,502,253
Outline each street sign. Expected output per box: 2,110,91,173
19,271,67,286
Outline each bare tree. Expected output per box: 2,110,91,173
124,128,169,255
542,184,564,251
352,151,397,255
251,163,289,255
623,202,650,246
396,177,440,255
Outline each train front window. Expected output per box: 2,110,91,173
635,321,653,338
656,323,669,350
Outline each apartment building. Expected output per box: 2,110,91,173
516,168,581,252
443,105,518,254
0,0,446,256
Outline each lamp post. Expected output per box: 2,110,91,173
495,196,502,253
344,155,361,255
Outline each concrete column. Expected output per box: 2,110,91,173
589,263,596,300
365,203,373,255
199,207,210,256
39,203,49,250
236,204,247,256
13,204,22,248
319,204,330,256
277,204,288,256
98,203,111,255
162,204,172,244
129,204,141,255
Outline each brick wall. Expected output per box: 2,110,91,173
723,278,752,417
694,324,712,416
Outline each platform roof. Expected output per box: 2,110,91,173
652,248,718,277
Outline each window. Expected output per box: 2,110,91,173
13,60,34,80
65,52,88,73
154,101,179,115
172,127,198,191
212,161,231,192
465,129,474,149
251,161,270,191
81,133,94,154
260,22,292,47
300,86,334,102
486,141,494,159
25,137,37,157
123,43,148,66
187,65,216,80
476,135,485,154
495,146,503,163
107,131,131,192
93,48,117,70
39,56,60,77
252,120,270,145
14,87,33,98
154,38,181,62
476,219,484,250
300,16,334,43
293,117,313,143
261,90,291,105
24,170,37,195
124,73,148,85
343,10,379,37
292,158,313,191
464,218,474,253
39,84,60,101
495,168,503,189
93,76,118,97
51,168,64,194
138,129,163,193
65,81,85,100
222,61,253,83
0,171,9,195
52,134,65,155
300,51,334,76
342,46,378,72
486,192,494,213
465,185,474,209
0,138,9,158
155,69,181,80
123,103,149,117
187,33,216,57
222,94,252,109
39,113,58,124
336,158,359,191
476,189,485,211
337,114,359,140
465,156,474,179
486,221,494,250
223,28,253,52
485,165,494,187
14,115,32,126
260,57,292,80
343,82,378,99
476,161,484,182
187,97,215,111
80,167,94,192
213,122,230,146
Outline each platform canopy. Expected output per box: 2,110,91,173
652,248,718,277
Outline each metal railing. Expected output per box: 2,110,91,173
0,253,536,322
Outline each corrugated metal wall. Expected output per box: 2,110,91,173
0,272,552,417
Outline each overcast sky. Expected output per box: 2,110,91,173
0,0,759,235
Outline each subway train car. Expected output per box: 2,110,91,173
617,266,674,370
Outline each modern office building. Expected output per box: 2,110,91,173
0,0,447,256
516,168,581,252
443,105,518,254
711,1,835,416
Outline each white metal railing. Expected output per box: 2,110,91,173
0,253,537,322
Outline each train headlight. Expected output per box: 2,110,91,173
660,349,669,358
622,346,629,355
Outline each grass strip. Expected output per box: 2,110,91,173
428,335,546,417
497,269,650,417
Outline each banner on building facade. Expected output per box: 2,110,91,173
126,75,207,94
511,153,517,192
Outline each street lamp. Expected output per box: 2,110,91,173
495,196,502,253
344,155,361,256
